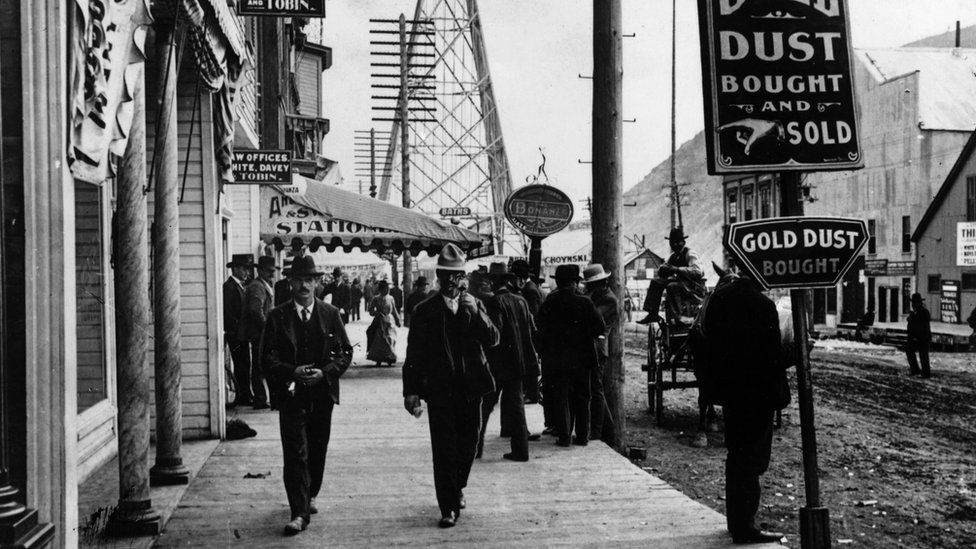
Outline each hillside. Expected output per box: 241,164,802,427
903,24,976,47
622,131,726,286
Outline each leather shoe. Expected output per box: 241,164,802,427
732,529,784,544
309,498,318,514
555,438,571,447
527,433,542,441
283,517,307,536
438,511,458,528
503,452,529,462
458,492,466,509
253,402,270,410
572,436,588,447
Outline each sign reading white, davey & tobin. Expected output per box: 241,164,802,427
238,0,326,17
697,0,862,174
232,150,292,184
504,185,574,238
724,216,868,290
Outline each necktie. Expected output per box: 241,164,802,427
301,308,309,323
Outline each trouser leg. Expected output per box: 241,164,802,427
541,374,554,429
427,403,460,516
551,373,572,441
571,369,591,442
723,405,774,537
307,398,335,503
643,277,666,314
523,373,540,403
455,398,483,496
589,362,606,440
501,378,529,458
906,341,921,374
228,336,252,403
478,390,500,456
665,281,692,321
250,341,269,406
279,404,311,522
919,343,931,376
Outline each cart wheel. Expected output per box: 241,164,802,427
654,323,668,426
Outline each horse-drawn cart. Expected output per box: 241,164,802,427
641,299,708,427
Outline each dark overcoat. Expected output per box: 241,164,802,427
485,288,539,382
536,288,605,373
243,278,274,342
223,277,246,339
588,286,619,359
519,279,543,317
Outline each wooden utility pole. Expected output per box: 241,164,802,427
670,0,679,230
399,13,413,293
592,0,625,449
370,128,377,197
780,172,831,549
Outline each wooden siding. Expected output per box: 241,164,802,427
226,184,260,257
295,55,321,117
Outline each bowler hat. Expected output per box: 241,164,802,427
911,292,924,304
488,262,514,279
665,227,688,241
256,256,279,271
551,264,581,282
511,259,531,277
226,254,255,269
436,243,467,272
416,276,429,286
582,263,611,283
284,255,323,277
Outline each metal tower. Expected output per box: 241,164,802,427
377,0,521,256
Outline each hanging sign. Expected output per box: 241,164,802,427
504,185,574,237
724,216,868,289
697,0,863,174
940,280,961,324
238,0,326,17
887,261,916,276
864,258,888,276
440,207,472,217
232,150,292,184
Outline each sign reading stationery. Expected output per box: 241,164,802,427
696,0,862,174
238,0,326,17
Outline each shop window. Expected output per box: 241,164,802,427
827,287,837,315
758,183,771,218
75,181,108,413
726,190,737,224
742,185,754,221
967,175,976,222
901,215,911,253
867,219,876,254
928,274,941,293
962,272,976,291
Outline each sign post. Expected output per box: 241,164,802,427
504,184,575,277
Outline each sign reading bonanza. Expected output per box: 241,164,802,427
232,150,292,184
238,0,325,17
504,185,574,238
697,0,862,174
724,216,868,289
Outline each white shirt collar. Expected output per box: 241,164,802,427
442,294,459,315
231,275,246,287
294,301,314,318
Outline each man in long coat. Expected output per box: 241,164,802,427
262,255,352,535
223,254,254,407
477,262,538,462
699,274,788,545
537,264,605,447
242,255,277,409
332,273,353,324
906,292,932,378
511,259,543,406
583,263,617,442
403,243,500,528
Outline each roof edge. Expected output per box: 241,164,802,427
912,128,976,241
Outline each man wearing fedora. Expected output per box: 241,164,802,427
262,255,352,535
583,263,618,442
537,264,606,446
511,259,544,406
477,262,538,462
403,243,500,528
242,256,278,409
224,254,255,407
638,227,706,325
404,275,433,327
906,292,932,378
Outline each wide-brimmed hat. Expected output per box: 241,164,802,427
665,227,688,242
582,263,611,283
226,254,255,269
551,264,581,282
256,256,279,271
436,243,467,272
488,262,514,279
283,255,322,277
911,292,924,304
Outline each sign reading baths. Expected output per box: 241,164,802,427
724,216,868,290
233,150,292,184
697,0,862,174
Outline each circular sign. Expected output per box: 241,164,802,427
504,185,574,237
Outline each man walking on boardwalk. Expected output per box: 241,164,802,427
242,255,277,409
638,227,706,325
224,254,254,408
511,259,543,406
477,262,538,462
403,243,500,528
583,263,617,442
537,264,606,447
262,255,352,536
906,293,932,378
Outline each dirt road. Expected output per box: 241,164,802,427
622,328,976,548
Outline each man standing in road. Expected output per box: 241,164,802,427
350,278,363,322
223,254,254,407
242,255,277,409
404,276,432,327
402,243,500,528
699,273,788,545
333,272,353,324
262,255,352,535
638,227,706,325
906,293,932,378
583,263,617,442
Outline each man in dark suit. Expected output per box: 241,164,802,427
906,292,932,378
262,255,352,536
478,262,537,462
224,254,255,407
583,263,618,442
242,256,277,409
537,264,605,447
404,276,432,327
332,273,353,324
403,243,500,528
511,259,543,406
274,257,294,307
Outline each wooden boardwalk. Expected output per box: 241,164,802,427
152,320,779,548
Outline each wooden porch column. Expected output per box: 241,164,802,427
149,20,189,487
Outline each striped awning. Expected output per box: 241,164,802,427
260,174,488,257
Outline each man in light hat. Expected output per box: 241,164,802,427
224,254,255,407
583,263,618,442
242,256,278,409
537,264,606,447
403,243,500,528
262,255,352,535
638,227,706,325
477,262,538,462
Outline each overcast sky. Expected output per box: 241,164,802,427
320,0,976,205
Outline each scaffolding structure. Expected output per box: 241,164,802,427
377,0,522,256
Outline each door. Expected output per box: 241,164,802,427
878,286,888,322
890,288,899,322
813,288,827,324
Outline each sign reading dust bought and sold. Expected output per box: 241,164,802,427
232,150,292,184
697,0,862,174
724,216,868,290
504,185,574,238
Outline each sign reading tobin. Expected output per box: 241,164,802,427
724,216,868,290
697,0,862,173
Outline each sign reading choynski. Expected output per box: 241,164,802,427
697,0,863,174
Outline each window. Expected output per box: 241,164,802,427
963,272,976,291
758,183,772,218
928,274,941,293
742,185,755,221
867,219,877,254
726,190,738,224
827,287,837,315
901,215,911,253
967,175,976,222
76,181,108,413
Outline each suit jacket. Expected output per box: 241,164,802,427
486,288,539,382
243,278,274,342
223,276,247,340
402,291,500,404
588,286,619,360
261,299,352,405
274,278,292,307
537,288,605,373
518,280,543,317
332,282,353,311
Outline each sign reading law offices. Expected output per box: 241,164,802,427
697,0,863,174
238,0,325,17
